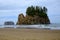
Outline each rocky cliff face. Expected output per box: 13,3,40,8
16,13,50,25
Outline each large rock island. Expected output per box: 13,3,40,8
16,6,50,25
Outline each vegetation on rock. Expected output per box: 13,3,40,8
26,6,47,18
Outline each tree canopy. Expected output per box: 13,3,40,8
26,6,48,18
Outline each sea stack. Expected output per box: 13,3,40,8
4,21,14,25
16,6,50,25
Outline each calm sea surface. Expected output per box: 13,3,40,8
0,24,60,30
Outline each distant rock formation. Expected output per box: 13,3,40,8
4,21,14,25
16,13,50,25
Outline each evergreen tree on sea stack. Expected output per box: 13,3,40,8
26,6,48,18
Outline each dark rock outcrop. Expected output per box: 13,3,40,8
16,13,50,25
4,21,14,25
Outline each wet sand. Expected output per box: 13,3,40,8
0,28,60,40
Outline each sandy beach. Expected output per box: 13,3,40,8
0,28,60,40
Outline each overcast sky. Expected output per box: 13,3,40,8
0,0,60,25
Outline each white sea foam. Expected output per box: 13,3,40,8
0,24,60,30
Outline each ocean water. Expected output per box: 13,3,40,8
0,24,60,30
